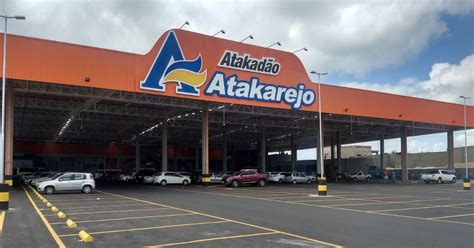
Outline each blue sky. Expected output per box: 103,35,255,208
326,12,473,86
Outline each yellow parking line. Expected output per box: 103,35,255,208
56,203,151,210
428,213,474,220
58,220,230,237
0,211,5,236
98,190,342,247
22,186,66,248
146,231,279,247
44,207,171,216
50,213,196,225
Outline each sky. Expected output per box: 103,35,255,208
1,0,473,160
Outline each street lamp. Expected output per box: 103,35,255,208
293,47,308,54
179,20,189,29
0,15,25,184
267,41,281,48
310,70,327,196
212,29,225,37
240,35,253,43
460,96,471,190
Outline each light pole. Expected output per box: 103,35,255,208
267,42,281,48
292,47,308,54
460,96,471,190
212,29,225,37
179,21,189,29
310,71,327,196
0,15,25,184
240,35,253,43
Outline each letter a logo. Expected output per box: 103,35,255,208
140,31,207,96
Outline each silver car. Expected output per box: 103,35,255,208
37,172,96,195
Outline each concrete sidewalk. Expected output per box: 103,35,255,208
0,184,57,248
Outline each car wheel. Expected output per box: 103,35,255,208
258,180,266,187
307,179,311,184
366,177,370,182
82,185,92,194
161,180,167,186
292,180,297,184
183,180,189,185
452,177,456,183
437,177,442,184
232,180,239,187
424,180,430,184
45,186,55,195
278,179,283,184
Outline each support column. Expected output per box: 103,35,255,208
401,126,408,182
380,135,385,171
162,124,168,172
447,129,454,170
4,86,13,186
201,107,210,184
223,130,227,172
336,131,341,173
260,127,266,173
291,134,296,171
135,136,141,172
316,130,321,174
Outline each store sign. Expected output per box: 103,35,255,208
140,31,315,110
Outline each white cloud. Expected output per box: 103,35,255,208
2,0,473,76
340,54,474,105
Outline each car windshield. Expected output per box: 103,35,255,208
429,170,438,174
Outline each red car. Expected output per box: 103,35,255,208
225,169,268,187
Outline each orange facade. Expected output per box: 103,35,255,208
1,30,472,127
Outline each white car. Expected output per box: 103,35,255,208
268,172,291,183
37,172,96,195
346,171,372,182
29,172,60,186
283,172,313,184
210,172,223,183
421,170,456,184
153,172,191,186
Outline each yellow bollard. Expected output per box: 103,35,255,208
57,211,66,219
46,202,53,208
78,230,93,243
42,199,48,203
51,206,59,212
66,219,77,228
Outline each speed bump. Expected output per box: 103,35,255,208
57,211,66,219
46,202,53,208
78,230,93,242
66,219,77,228
42,199,48,203
51,206,59,212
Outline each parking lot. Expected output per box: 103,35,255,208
1,181,473,247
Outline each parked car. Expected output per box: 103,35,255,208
153,172,191,186
32,173,63,187
103,171,121,181
421,170,456,184
220,172,236,183
15,167,47,177
36,172,96,195
284,172,313,184
136,169,156,183
268,172,291,183
119,171,137,182
225,169,267,187
25,172,57,185
22,172,47,184
346,171,372,182
209,172,223,183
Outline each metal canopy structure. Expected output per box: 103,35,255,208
12,79,461,152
